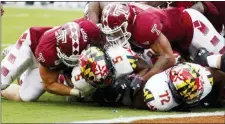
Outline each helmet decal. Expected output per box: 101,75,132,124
55,22,81,67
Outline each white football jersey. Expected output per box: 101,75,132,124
144,62,213,111
71,66,95,97
106,46,137,79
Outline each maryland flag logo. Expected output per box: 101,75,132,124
170,63,204,103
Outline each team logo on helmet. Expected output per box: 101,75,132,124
169,63,204,105
101,3,131,49
55,22,81,67
79,46,112,88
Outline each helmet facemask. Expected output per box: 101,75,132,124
101,22,131,49
56,47,80,67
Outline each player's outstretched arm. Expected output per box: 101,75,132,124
142,33,175,82
39,64,80,97
191,2,205,14
85,2,101,24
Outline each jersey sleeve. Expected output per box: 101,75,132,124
35,28,60,68
133,12,162,47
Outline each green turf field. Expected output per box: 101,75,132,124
1,7,225,123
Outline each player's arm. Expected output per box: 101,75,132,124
190,2,205,13
142,33,175,82
135,57,152,72
191,2,218,16
39,64,80,96
85,2,101,23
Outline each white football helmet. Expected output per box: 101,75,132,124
79,46,138,88
79,46,113,88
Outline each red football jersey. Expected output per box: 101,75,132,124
130,6,193,50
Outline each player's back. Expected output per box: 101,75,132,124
146,7,188,42
35,26,61,69
29,27,52,53
131,5,193,48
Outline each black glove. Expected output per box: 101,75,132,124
193,47,210,66
125,74,144,96
91,78,127,107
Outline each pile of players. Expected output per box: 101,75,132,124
1,1,225,111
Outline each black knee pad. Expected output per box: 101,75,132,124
221,54,225,72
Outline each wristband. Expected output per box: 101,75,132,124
69,88,81,97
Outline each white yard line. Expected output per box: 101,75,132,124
71,111,225,123
2,44,14,47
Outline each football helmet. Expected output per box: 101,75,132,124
169,63,204,106
100,3,133,48
79,46,115,88
55,22,81,67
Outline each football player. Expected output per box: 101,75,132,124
1,18,102,101
78,43,188,107
79,45,150,106
100,2,225,84
141,62,225,111
84,1,179,24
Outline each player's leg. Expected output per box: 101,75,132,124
1,45,14,59
194,47,225,72
1,29,33,90
1,84,21,101
206,54,224,72
185,9,225,58
19,68,45,102
1,67,44,101
1,68,31,101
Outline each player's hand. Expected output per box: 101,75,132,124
112,78,127,95
193,47,210,66
91,80,126,106
126,74,144,96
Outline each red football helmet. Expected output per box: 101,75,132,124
100,3,133,48
55,22,81,67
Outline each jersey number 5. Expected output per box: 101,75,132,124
112,56,123,64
